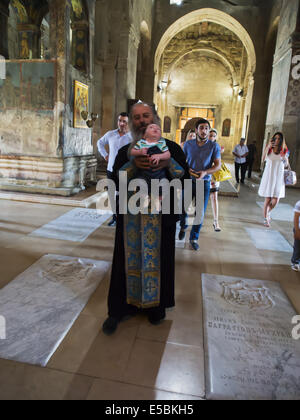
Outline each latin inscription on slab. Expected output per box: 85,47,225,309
202,274,300,400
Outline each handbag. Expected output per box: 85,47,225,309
284,168,297,186
213,163,233,182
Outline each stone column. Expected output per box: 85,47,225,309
0,0,9,59
115,24,140,117
50,0,71,156
264,0,300,176
282,36,300,174
102,59,117,133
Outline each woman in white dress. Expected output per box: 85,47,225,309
209,129,225,232
258,132,289,227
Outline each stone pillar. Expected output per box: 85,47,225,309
0,0,9,58
102,60,117,133
115,24,140,117
264,0,300,175
282,37,300,174
50,0,71,155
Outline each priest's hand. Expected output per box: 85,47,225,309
134,156,151,170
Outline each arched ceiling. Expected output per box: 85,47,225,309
167,50,234,106
155,8,256,76
162,21,246,86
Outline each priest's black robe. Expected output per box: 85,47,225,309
107,139,190,319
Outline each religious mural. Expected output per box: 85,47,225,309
0,62,21,109
0,60,57,157
71,0,84,19
22,62,55,110
10,0,27,23
74,80,88,128
222,119,231,137
163,116,171,133
70,0,89,72
0,61,55,111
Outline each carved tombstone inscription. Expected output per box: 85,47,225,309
202,274,300,400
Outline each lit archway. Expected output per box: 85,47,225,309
154,8,257,148
155,8,256,76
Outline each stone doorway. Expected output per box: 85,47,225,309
176,108,216,145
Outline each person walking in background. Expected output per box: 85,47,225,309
97,112,131,226
186,130,196,141
246,140,257,179
209,129,224,232
258,132,289,227
178,119,221,251
233,138,248,184
181,129,196,149
291,200,300,272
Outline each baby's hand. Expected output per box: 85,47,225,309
141,148,148,156
151,155,160,165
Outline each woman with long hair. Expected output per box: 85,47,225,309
209,129,224,232
258,132,289,227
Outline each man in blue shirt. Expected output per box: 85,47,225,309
179,118,221,251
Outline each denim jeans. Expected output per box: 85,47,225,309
292,230,300,264
180,180,211,242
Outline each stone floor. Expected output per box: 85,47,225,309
0,177,299,400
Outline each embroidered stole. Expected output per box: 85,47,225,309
121,158,185,308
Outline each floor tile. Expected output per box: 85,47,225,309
122,339,205,398
87,378,203,400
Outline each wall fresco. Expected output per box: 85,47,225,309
0,61,58,157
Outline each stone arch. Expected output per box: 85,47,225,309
154,8,257,147
154,8,256,77
166,48,238,87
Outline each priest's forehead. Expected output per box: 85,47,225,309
131,103,153,117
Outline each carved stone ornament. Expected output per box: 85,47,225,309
221,280,275,310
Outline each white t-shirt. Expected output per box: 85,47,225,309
233,145,249,164
294,201,300,228
97,130,132,172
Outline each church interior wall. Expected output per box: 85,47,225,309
0,0,98,195
1,0,300,194
93,0,154,167
264,0,300,176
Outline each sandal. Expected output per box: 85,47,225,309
263,218,270,227
213,222,221,232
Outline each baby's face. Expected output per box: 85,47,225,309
145,124,161,141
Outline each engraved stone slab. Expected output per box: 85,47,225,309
30,208,112,242
256,202,294,222
202,274,300,400
0,255,111,367
245,228,293,253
